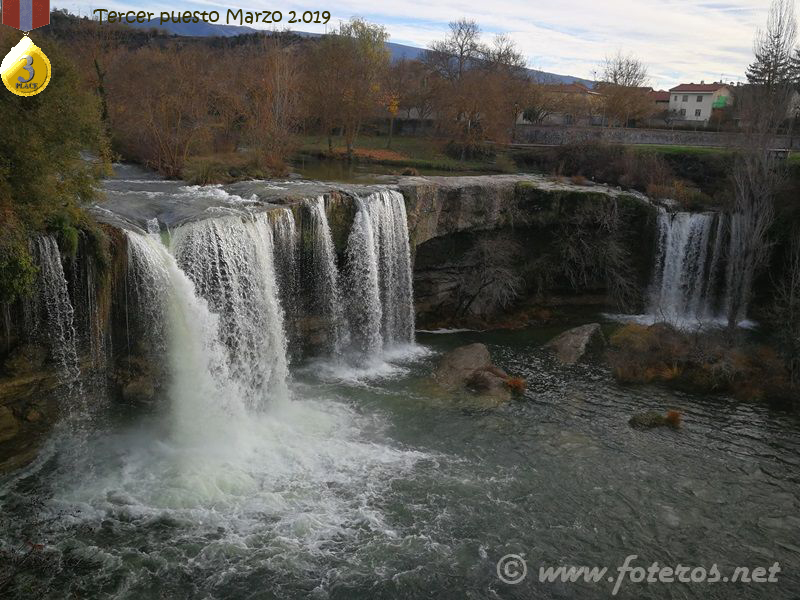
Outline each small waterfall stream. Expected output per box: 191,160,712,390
345,197,384,356
271,208,300,355
305,196,348,353
648,207,747,325
344,190,415,357
29,237,81,387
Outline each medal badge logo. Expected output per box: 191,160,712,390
1,0,51,97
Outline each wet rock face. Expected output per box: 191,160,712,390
3,344,49,378
405,178,657,328
431,343,511,401
112,355,164,406
0,406,20,443
545,323,606,365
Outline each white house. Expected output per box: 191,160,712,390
668,82,733,122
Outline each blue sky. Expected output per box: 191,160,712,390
59,0,770,88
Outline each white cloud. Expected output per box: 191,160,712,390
61,0,771,88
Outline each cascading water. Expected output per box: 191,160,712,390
170,213,289,409
367,190,415,346
23,237,88,429
125,231,249,442
271,208,300,354
27,237,81,388
649,209,721,321
648,207,751,326
345,198,384,356
343,190,415,358
305,196,347,353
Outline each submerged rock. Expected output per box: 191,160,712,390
431,343,512,401
545,323,606,365
629,410,682,429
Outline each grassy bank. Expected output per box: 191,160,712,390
296,135,512,173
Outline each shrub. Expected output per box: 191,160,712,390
569,174,590,186
665,410,682,427
607,323,793,401
0,232,37,304
505,377,527,394
183,158,231,185
49,215,80,258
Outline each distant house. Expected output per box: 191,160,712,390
668,82,733,122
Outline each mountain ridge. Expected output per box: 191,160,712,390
125,20,594,86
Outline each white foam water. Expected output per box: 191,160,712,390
342,190,415,360
170,214,289,409
305,196,348,354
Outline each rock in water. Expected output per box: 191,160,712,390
431,343,511,401
545,323,606,365
629,410,682,429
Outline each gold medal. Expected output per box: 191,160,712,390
1,34,51,97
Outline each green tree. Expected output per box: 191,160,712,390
0,29,107,302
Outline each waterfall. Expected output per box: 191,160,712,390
125,231,248,442
271,208,300,354
305,197,347,353
345,198,384,355
367,190,415,346
648,208,750,325
28,237,82,392
723,213,755,325
170,214,289,409
343,190,415,357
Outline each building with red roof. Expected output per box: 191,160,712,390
668,82,733,122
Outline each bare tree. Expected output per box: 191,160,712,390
600,51,649,87
425,19,484,82
555,200,640,311
769,231,800,387
244,37,302,172
456,235,523,317
522,83,556,124
426,22,528,153
725,0,795,327
596,52,651,127
725,154,779,326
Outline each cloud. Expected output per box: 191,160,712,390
60,0,770,88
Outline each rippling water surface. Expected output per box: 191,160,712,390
1,325,799,599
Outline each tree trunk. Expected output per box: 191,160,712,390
386,116,394,149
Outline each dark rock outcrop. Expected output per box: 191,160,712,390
545,323,606,365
